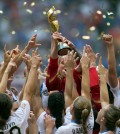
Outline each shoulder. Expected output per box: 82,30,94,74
56,125,69,134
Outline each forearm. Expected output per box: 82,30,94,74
23,66,38,102
99,75,109,107
0,63,8,82
16,46,29,65
46,128,52,134
73,47,82,59
107,45,117,87
72,80,79,100
51,38,58,59
0,71,9,92
81,67,90,100
65,68,73,97
29,124,38,134
19,76,28,102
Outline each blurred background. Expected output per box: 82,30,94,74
0,0,120,91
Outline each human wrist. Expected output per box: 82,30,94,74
66,66,74,70
25,45,31,52
81,64,89,69
4,70,10,74
31,65,38,69
90,62,96,67
46,127,52,134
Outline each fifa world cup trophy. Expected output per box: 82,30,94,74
47,6,71,56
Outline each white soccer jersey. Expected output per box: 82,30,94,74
41,82,49,109
109,80,120,108
56,108,94,134
37,111,57,134
3,100,30,134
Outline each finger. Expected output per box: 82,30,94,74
86,45,91,53
62,70,67,75
32,50,35,56
73,52,77,59
7,51,11,55
70,50,74,55
4,44,7,52
96,53,99,58
84,45,88,53
82,46,86,55
32,34,37,37
85,52,87,57
99,56,102,65
16,45,19,49
75,57,79,63
22,57,27,61
87,45,93,53
31,37,36,41
35,48,38,55
35,44,42,46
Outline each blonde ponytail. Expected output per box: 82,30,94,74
81,109,89,134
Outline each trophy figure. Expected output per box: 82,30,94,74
47,6,71,56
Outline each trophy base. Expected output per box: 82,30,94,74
58,42,71,56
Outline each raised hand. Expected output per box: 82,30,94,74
11,45,21,58
44,115,55,129
102,34,113,45
31,48,42,68
97,56,107,76
52,32,63,42
80,46,90,68
28,111,37,125
27,34,42,50
64,50,77,69
6,58,17,73
23,54,31,71
4,45,12,64
85,45,98,66
63,39,75,49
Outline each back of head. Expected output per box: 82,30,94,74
73,96,91,134
0,93,12,129
104,104,120,131
48,92,65,128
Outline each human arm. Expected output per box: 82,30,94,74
28,111,38,134
0,45,12,82
102,34,118,88
98,57,109,108
9,35,41,77
64,50,76,108
22,50,41,103
81,46,91,100
46,32,64,92
45,115,55,134
0,59,16,93
72,80,79,100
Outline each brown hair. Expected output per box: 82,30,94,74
104,104,120,131
73,96,91,134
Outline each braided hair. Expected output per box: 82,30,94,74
48,92,65,128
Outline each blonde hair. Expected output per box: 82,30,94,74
73,96,91,134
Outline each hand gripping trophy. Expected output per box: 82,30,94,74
47,6,71,56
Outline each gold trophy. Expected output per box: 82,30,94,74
47,6,71,56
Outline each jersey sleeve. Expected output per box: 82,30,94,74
55,126,65,134
109,80,120,97
14,100,30,125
